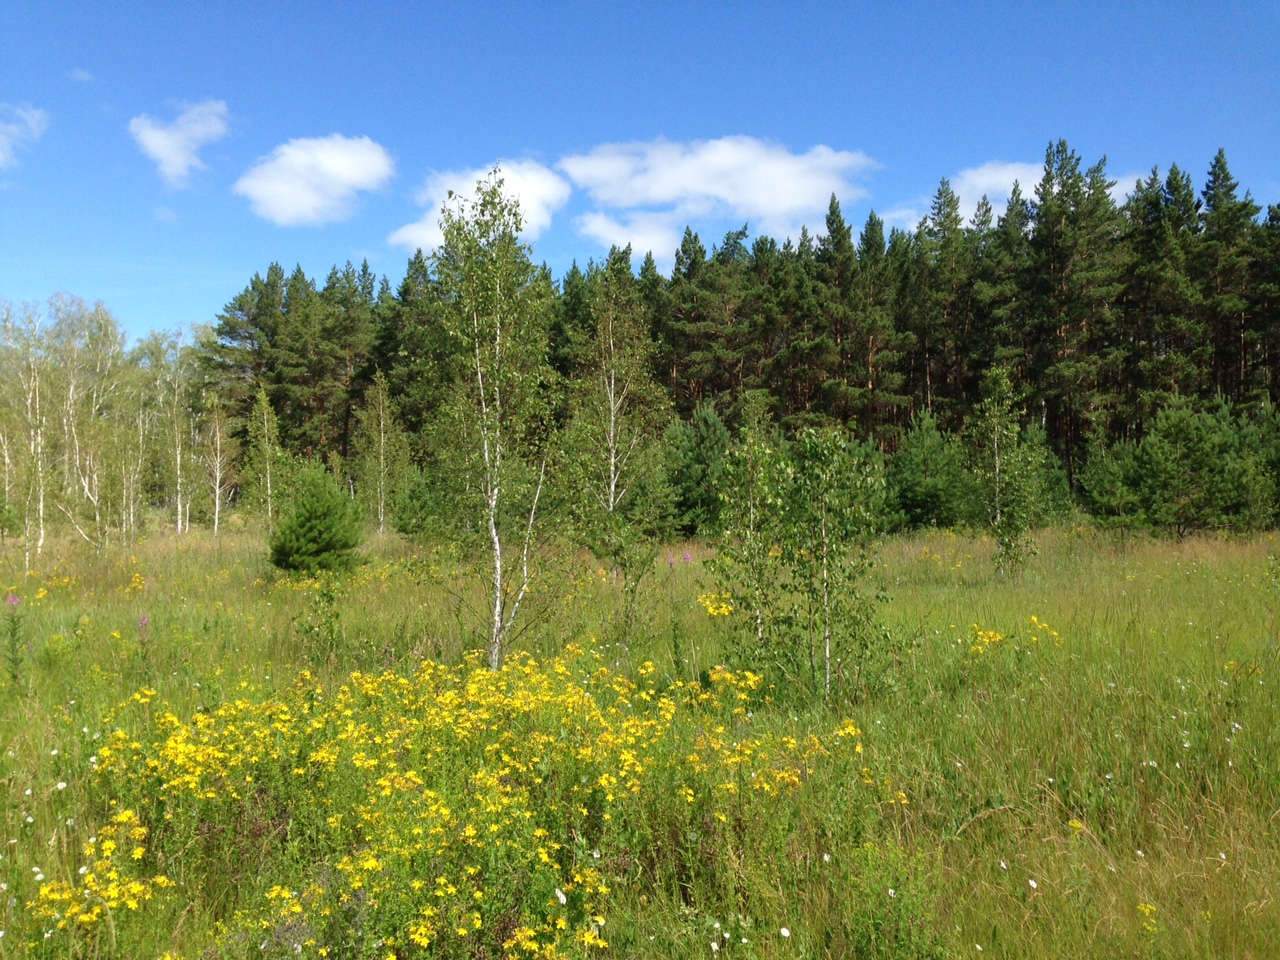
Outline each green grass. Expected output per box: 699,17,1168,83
0,523,1277,958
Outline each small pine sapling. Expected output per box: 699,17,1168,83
269,464,362,573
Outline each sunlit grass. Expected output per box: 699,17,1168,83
1,524,1277,957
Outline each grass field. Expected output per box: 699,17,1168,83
1,525,1276,958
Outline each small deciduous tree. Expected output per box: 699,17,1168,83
353,371,412,535
778,427,886,699
714,393,787,667
966,367,1039,576
714,414,888,702
561,247,673,646
199,397,237,537
433,169,555,670
241,386,293,531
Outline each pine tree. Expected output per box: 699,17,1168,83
889,410,968,529
269,463,362,573
1197,150,1260,401
666,400,730,536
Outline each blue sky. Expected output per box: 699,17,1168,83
2,1,1278,340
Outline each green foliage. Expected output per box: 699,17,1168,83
432,169,557,669
715,411,890,702
352,371,413,535
666,400,730,536
0,494,19,539
714,395,789,669
965,368,1042,575
5,528,1280,958
557,248,676,649
778,426,887,699
1133,401,1273,535
889,410,969,529
3,596,25,694
1079,435,1143,523
240,387,298,530
268,463,362,573
1083,400,1274,535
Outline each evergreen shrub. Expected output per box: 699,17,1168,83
268,464,362,573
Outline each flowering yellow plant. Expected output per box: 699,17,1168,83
32,644,864,958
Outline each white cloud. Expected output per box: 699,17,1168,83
1108,170,1148,205
952,161,1043,221
0,104,50,169
559,136,877,242
575,210,685,262
129,100,229,187
68,68,94,83
388,159,571,251
879,203,927,231
234,134,395,226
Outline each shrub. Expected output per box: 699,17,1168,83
268,464,362,573
666,400,730,536
888,410,968,530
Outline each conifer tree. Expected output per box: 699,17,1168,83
1197,150,1260,400
666,400,730,536
889,410,967,529
269,463,361,573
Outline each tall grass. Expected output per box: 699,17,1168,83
0,524,1276,957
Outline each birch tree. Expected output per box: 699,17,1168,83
2,302,49,570
200,397,237,536
434,170,555,670
241,386,290,530
139,330,200,534
561,247,672,646
47,296,125,549
353,370,411,535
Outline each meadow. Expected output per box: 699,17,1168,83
0,525,1276,959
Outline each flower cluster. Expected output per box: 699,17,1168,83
39,644,863,958
697,592,735,617
27,808,172,933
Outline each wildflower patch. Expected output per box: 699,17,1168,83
30,644,864,958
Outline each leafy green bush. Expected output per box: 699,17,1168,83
268,464,362,572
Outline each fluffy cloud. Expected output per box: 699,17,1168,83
1108,170,1149,205
559,136,877,246
129,100,229,187
389,159,571,251
952,160,1043,220
574,210,685,263
0,104,50,169
234,134,395,226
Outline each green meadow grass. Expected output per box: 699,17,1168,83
0,524,1276,958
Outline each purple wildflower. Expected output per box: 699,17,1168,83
5,595,18,608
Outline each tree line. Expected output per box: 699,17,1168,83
5,140,1280,571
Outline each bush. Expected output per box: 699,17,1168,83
268,464,362,573
889,411,969,529
666,400,730,536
